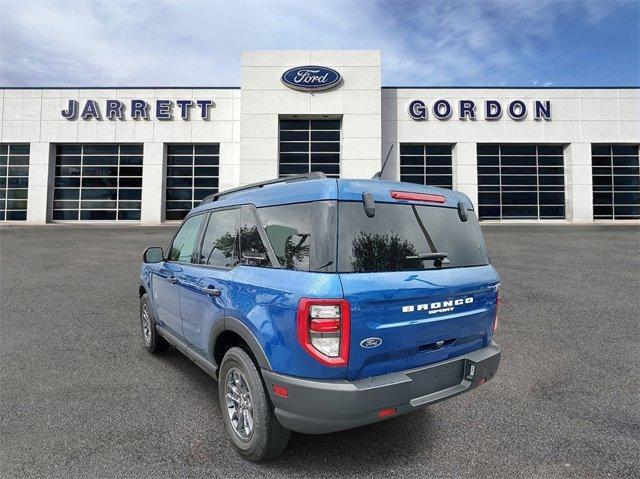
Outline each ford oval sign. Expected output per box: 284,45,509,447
281,66,342,92
360,337,382,349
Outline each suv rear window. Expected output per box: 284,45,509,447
337,202,489,273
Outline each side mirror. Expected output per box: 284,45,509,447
143,247,164,263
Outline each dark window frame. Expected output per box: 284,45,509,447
399,144,453,189
0,143,30,221
278,119,341,179
165,143,220,221
591,144,640,220
53,143,143,221
477,144,566,220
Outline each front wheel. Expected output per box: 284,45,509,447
218,347,290,462
140,293,169,353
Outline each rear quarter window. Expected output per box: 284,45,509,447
257,203,311,270
256,201,336,272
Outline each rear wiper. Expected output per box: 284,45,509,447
406,252,449,261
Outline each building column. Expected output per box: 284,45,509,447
564,143,593,223
453,142,478,210
141,142,165,224
26,143,54,224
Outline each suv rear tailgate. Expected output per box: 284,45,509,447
340,265,499,381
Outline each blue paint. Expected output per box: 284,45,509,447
141,177,497,383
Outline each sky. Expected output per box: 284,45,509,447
0,0,638,87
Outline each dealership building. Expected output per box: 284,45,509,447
0,50,638,224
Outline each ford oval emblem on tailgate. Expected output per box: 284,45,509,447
360,337,382,349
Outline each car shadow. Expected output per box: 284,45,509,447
155,346,436,474
271,413,436,474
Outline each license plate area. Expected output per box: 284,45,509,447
407,359,465,399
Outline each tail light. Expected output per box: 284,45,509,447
297,298,350,367
493,294,501,332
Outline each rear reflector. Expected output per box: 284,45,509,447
493,294,501,332
390,191,446,203
272,384,288,398
378,407,397,418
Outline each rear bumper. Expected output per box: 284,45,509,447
262,341,500,434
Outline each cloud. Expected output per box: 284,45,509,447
0,0,636,87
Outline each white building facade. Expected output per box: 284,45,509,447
1,50,638,224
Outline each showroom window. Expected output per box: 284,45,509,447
53,144,143,221
592,145,640,219
165,144,219,221
0,144,29,221
399,144,453,188
477,144,565,220
279,119,340,178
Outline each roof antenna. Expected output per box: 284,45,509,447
372,144,394,180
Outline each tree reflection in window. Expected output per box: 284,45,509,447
238,223,270,267
263,225,309,270
350,232,420,272
205,231,235,266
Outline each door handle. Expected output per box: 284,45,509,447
168,276,180,284
201,286,221,297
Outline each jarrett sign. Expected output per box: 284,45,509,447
61,99,215,120
408,99,552,121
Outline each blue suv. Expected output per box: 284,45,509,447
139,172,501,461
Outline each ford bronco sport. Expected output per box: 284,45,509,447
139,172,501,461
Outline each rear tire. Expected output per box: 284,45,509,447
218,347,290,462
140,293,169,353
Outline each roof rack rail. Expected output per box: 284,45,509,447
200,172,327,205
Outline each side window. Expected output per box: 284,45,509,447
257,204,311,271
169,214,204,262
239,207,271,267
200,208,238,267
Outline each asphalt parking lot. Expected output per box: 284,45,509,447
1,224,639,478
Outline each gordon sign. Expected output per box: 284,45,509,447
281,66,342,92
61,99,214,120
408,99,552,121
